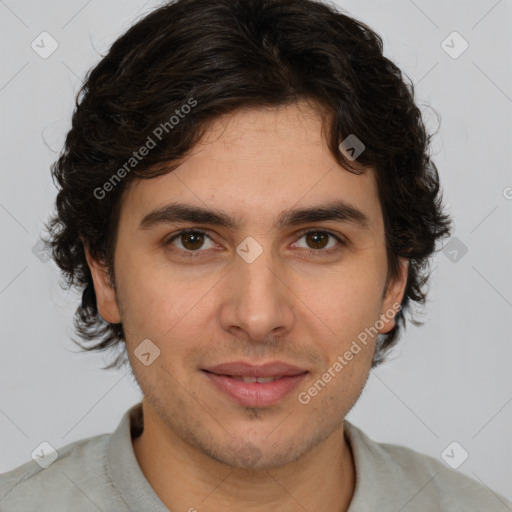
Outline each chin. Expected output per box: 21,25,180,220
202,430,318,472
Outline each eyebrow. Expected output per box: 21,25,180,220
138,200,371,231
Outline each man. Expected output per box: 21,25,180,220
1,0,510,510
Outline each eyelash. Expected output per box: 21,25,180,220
165,228,346,259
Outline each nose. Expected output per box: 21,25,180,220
219,245,295,344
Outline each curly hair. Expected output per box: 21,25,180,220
44,0,452,370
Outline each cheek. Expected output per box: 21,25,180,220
116,265,218,363
297,275,385,387
299,266,384,331
116,252,190,318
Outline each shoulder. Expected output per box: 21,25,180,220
344,421,512,512
0,432,120,511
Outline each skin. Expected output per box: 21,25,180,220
85,100,408,511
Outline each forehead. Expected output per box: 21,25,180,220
120,102,383,233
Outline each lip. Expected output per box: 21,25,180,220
202,361,308,407
203,361,307,378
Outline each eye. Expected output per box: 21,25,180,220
166,229,216,254
293,229,345,253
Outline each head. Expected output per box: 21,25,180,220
45,0,451,469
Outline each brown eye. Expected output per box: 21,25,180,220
294,230,344,254
305,231,330,250
167,229,215,253
180,232,205,250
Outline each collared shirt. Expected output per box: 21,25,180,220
1,402,510,511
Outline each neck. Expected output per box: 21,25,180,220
132,402,356,511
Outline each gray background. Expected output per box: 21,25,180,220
1,0,511,504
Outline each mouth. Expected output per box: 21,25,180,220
202,361,308,407
225,375,285,383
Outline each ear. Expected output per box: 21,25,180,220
83,241,121,324
378,258,409,334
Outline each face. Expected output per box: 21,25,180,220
86,101,407,471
